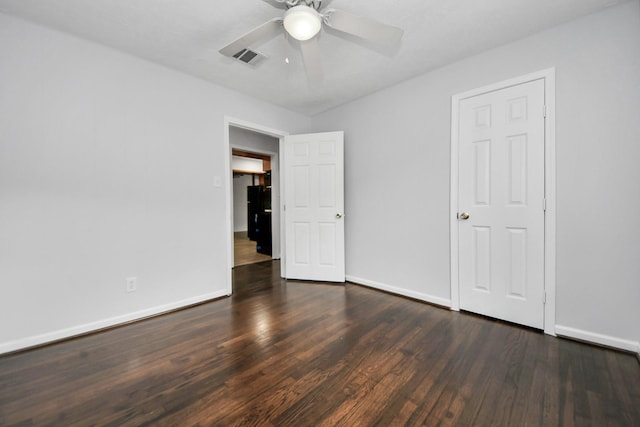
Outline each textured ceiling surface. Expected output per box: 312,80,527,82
0,0,628,115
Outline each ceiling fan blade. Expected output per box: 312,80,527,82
323,9,403,48
219,18,283,57
319,0,335,8
299,37,323,82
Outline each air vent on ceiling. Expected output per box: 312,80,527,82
232,48,265,65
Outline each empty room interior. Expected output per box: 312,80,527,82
0,0,639,425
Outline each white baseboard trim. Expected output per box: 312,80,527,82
346,275,451,308
555,324,640,354
0,290,229,355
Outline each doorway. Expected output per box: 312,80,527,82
232,148,274,267
224,117,289,294
229,127,280,267
450,69,556,335
224,119,346,294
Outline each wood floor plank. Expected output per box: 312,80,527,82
1,260,639,426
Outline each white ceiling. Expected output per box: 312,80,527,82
0,0,629,115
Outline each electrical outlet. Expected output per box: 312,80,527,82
126,277,137,293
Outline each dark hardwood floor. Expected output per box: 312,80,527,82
1,261,639,426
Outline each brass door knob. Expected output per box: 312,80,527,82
336,212,343,219
459,212,470,220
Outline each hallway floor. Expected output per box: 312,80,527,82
234,231,272,267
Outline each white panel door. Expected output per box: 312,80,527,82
458,79,545,329
284,131,345,282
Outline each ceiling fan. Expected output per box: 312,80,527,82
219,0,404,81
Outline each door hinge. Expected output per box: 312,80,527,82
542,198,547,212
543,292,547,304
543,105,547,118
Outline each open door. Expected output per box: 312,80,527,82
283,131,345,282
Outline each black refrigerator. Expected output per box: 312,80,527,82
246,182,272,256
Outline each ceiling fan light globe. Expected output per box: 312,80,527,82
283,5,322,41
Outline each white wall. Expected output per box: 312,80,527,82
0,13,310,353
233,174,252,232
230,126,279,154
311,2,640,351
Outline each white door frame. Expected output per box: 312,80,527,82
224,116,289,295
449,68,557,336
